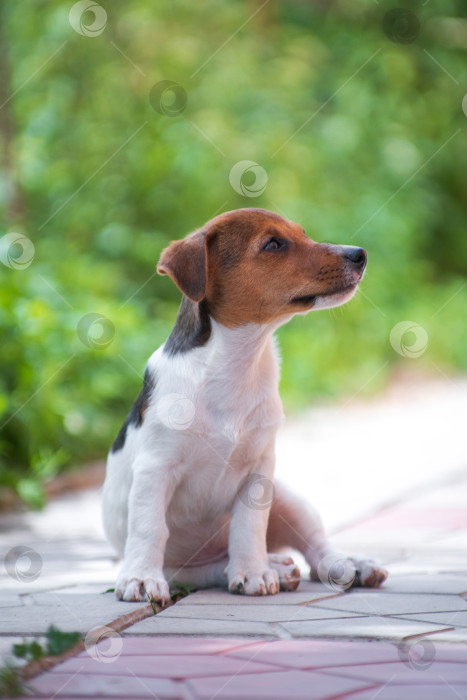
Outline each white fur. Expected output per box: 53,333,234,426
103,291,388,601
103,318,288,600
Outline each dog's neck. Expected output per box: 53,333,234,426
164,296,212,356
164,296,286,362
154,296,284,434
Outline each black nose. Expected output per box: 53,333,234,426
343,247,367,268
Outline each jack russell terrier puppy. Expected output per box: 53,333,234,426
103,208,388,602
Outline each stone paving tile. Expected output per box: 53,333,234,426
388,558,467,576
51,653,279,678
156,603,364,623
310,592,467,616
101,637,260,655
0,591,148,635
224,639,402,669
379,574,467,595
419,644,467,663
0,595,23,608
174,583,342,606
424,628,467,643
29,671,181,698
124,616,280,637
1,570,118,595
391,611,467,628
341,685,467,700
186,669,374,700
279,616,453,640
317,660,467,685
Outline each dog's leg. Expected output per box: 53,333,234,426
114,452,173,604
225,443,283,596
267,481,388,589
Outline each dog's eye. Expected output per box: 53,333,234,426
263,238,283,251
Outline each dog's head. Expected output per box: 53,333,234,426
157,208,366,327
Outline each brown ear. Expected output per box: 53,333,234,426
157,232,207,302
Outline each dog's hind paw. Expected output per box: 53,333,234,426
268,553,301,591
353,558,388,587
310,551,388,590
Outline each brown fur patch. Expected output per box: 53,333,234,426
158,208,365,328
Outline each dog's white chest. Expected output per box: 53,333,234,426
145,321,284,478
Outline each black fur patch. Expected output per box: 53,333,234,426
110,368,156,453
164,295,211,356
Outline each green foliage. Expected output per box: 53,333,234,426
170,581,198,598
45,626,81,656
1,0,466,504
12,626,80,663
0,665,26,698
12,641,44,663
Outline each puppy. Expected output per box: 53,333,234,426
102,208,388,602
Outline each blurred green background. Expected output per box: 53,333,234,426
1,0,466,507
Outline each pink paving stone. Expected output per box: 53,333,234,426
338,684,467,700
187,669,374,700
224,639,401,669
88,636,259,656
51,653,280,679
424,644,467,663
30,672,180,698
317,660,467,684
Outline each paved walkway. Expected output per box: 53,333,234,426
1,381,467,698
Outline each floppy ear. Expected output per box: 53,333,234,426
157,232,207,302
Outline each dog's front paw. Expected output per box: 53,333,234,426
311,551,388,590
227,563,280,596
115,571,171,604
